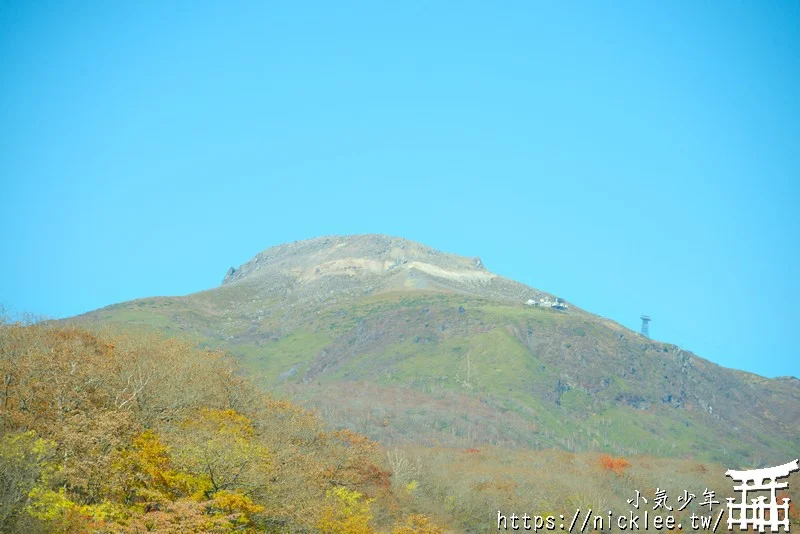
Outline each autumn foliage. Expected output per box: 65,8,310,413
0,323,444,533
392,514,445,534
599,454,631,475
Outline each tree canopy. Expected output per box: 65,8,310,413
0,322,443,533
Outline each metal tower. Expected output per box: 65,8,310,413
640,315,651,338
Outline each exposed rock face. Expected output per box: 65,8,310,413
222,235,488,285
222,266,237,284
219,234,556,309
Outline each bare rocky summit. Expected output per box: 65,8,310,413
219,234,558,311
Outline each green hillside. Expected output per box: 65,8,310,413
71,235,800,468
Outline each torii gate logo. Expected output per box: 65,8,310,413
726,459,799,532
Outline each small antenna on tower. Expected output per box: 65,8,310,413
640,315,651,338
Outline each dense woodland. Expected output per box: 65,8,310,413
0,322,444,533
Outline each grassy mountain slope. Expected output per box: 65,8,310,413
71,235,800,467
7,322,798,533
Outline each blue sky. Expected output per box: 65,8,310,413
1,1,797,378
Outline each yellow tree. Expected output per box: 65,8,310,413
172,409,270,495
317,486,375,534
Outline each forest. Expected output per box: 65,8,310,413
0,322,443,533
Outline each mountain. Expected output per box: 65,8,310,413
72,234,799,466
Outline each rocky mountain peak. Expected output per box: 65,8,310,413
221,234,490,287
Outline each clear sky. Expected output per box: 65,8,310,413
1,1,797,378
